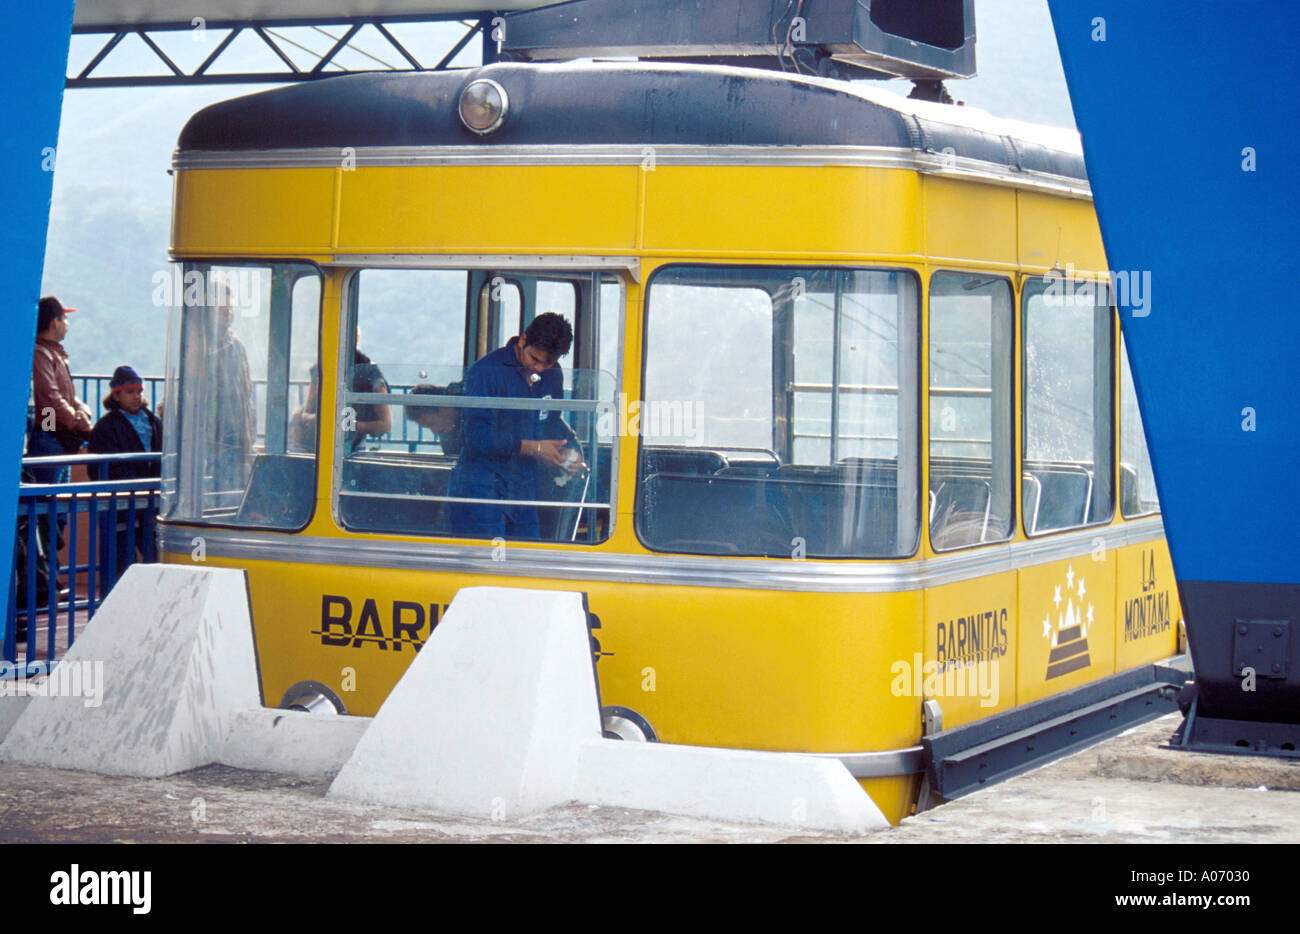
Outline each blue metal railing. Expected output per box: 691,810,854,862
70,373,441,453
9,373,448,671
4,452,161,672
377,382,445,453
72,375,166,424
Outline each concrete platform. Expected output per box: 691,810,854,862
890,712,1300,843
0,711,1297,843
1095,724,1300,792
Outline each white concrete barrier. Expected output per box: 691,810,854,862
220,708,371,777
329,587,602,818
330,585,888,832
0,564,260,777
575,740,889,833
0,693,32,744
0,571,889,832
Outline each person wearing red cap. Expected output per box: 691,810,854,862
29,296,93,475
22,296,91,609
88,365,163,582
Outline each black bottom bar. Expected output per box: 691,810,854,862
924,660,1186,800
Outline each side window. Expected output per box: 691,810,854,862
929,273,1014,550
335,268,618,545
637,264,919,559
534,280,578,385
495,281,522,350
348,269,469,453
1119,335,1160,518
162,262,322,530
598,279,622,388
1022,275,1115,535
789,271,908,467
641,277,773,449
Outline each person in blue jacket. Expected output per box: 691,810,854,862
448,313,583,539
87,365,163,581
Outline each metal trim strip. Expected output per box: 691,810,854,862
321,254,643,279
343,391,611,413
173,145,1093,199
157,515,1167,593
337,490,611,509
811,746,926,778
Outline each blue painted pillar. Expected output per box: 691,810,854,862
0,3,76,641
1048,1,1300,725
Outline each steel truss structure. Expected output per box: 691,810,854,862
67,13,499,87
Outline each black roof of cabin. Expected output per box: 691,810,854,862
178,62,1086,182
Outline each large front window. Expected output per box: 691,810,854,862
162,262,322,529
637,265,920,558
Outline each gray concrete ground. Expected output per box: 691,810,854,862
0,712,1296,843
892,712,1300,843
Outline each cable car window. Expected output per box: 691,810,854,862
637,264,920,559
161,262,322,530
1022,275,1115,535
642,278,773,449
336,268,618,544
349,269,468,452
536,281,575,322
599,280,621,387
535,280,578,380
495,281,522,349
1119,335,1160,518
929,273,1014,550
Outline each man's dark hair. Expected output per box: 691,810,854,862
37,297,65,335
523,312,573,358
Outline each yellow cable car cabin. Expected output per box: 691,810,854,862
159,62,1181,824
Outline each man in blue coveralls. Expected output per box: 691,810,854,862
448,313,583,539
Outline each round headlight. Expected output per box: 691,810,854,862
459,79,509,135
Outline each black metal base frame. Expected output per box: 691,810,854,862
1172,697,1300,759
922,659,1188,801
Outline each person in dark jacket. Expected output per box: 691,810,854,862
447,313,583,539
88,365,162,581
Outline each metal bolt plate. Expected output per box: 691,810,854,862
1232,619,1290,680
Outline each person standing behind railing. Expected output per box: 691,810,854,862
208,284,256,493
30,296,92,476
88,366,162,583
27,296,92,600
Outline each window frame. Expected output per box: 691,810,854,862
1019,273,1117,538
634,261,922,560
1118,333,1161,520
161,257,325,533
926,269,1017,553
331,266,624,545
